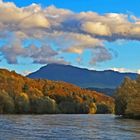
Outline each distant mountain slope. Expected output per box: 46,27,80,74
27,63,138,88
86,87,116,97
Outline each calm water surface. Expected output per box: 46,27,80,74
0,114,140,140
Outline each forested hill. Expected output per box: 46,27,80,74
0,69,114,114
28,63,138,89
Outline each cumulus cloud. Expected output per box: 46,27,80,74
90,47,112,64
0,43,68,64
61,32,103,54
81,22,111,36
0,2,50,30
0,36,61,64
0,1,140,65
0,37,24,64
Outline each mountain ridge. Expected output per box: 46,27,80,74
27,63,138,89
30,63,137,75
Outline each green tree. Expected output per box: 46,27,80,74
15,92,30,113
0,90,15,113
115,77,132,115
32,96,58,114
22,83,29,93
96,103,112,114
58,101,77,114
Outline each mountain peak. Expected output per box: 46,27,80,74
27,64,138,88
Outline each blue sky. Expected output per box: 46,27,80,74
4,0,140,15
0,0,140,74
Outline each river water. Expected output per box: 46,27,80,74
0,114,140,140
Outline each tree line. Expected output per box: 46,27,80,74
0,69,114,114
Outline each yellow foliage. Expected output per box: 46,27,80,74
0,68,115,114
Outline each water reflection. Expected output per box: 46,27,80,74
0,114,140,140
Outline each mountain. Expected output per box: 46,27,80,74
86,87,116,97
28,63,138,89
0,68,114,114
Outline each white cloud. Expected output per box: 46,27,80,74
90,47,112,64
0,2,140,40
81,22,111,36
0,36,60,64
22,70,32,76
0,2,49,31
0,1,140,65
110,67,140,74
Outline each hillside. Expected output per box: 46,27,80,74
28,64,137,89
0,69,114,114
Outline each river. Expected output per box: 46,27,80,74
0,114,140,140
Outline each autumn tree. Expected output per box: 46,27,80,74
0,68,115,114
115,76,140,119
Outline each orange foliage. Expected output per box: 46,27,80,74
0,69,114,114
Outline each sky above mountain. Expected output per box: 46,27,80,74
0,0,140,75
